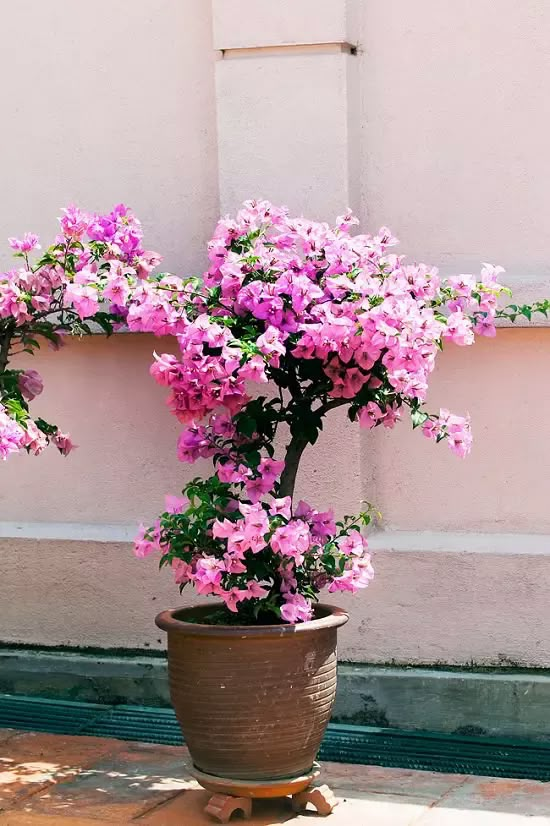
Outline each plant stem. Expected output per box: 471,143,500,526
0,323,14,373
279,433,309,500
278,398,350,501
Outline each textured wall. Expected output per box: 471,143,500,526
358,0,550,276
1,1,550,665
0,0,218,275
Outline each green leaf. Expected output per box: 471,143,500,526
236,414,256,438
410,409,429,429
92,312,115,335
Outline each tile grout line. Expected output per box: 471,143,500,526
131,787,191,821
409,774,472,824
1,731,130,819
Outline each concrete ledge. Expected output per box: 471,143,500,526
333,665,550,742
2,523,550,555
2,649,550,742
0,649,171,708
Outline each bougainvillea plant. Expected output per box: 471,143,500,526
128,200,548,624
0,205,160,459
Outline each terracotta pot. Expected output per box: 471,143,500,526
155,603,348,781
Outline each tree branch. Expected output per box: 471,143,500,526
0,322,15,374
316,397,349,416
278,433,309,501
278,399,350,501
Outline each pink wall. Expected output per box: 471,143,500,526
366,329,550,533
1,1,550,665
359,0,550,276
0,336,184,526
0,0,218,277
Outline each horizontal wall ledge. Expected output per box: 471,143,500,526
88,274,550,334
2,528,549,663
1,522,549,555
2,650,550,741
0,521,135,543
219,42,356,59
368,531,550,556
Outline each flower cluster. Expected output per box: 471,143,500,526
134,199,544,624
0,204,161,458
125,201,520,458
135,479,374,623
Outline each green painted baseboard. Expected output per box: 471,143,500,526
2,648,550,742
2,693,550,781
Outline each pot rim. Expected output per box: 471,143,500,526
155,602,349,638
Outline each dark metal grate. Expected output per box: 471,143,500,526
84,705,184,746
2,694,550,781
0,695,105,736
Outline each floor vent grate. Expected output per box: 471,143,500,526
2,694,550,781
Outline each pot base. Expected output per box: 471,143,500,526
194,763,339,822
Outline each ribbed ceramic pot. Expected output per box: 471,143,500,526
155,603,348,781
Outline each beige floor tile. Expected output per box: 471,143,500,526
17,741,191,822
0,733,122,810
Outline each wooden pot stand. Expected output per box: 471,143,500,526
193,763,338,823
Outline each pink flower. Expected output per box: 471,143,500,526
338,531,368,556
65,284,99,319
172,558,193,585
328,556,374,593
335,209,360,232
194,556,225,595
0,406,25,459
271,519,311,564
134,524,160,558
8,233,40,253
23,421,48,455
358,401,384,430
256,326,286,362
217,461,251,484
294,500,314,521
311,510,336,540
445,413,472,457
239,355,268,383
246,581,270,600
223,554,247,574
423,409,472,457
213,518,239,540
211,413,236,437
280,593,313,624
278,561,297,594
164,495,188,514
474,316,496,337
150,353,181,386
53,431,76,456
443,311,474,346
421,418,440,441
135,250,163,279
258,457,285,482
245,476,270,503
269,496,292,519
381,403,401,429
221,586,248,613
59,205,90,238
18,369,43,401
103,274,131,306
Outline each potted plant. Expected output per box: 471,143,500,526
0,204,160,459
133,200,547,806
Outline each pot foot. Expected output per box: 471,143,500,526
291,783,339,816
204,792,252,823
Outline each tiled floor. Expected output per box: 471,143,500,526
0,729,549,824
